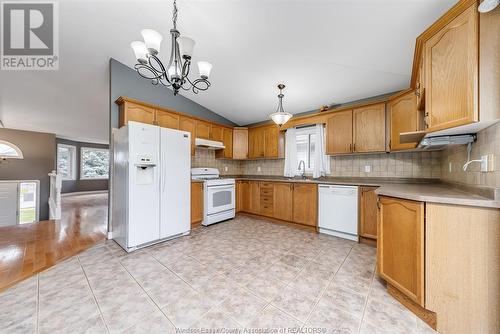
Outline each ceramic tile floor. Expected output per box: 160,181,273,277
0,215,436,334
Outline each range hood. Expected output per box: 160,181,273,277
418,134,476,150
195,138,225,150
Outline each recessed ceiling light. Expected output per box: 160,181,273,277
478,0,499,13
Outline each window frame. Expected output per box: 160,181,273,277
295,126,316,173
57,143,77,181
80,147,109,180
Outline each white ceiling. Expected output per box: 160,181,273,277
0,0,457,143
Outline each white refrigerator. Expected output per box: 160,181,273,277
112,121,191,252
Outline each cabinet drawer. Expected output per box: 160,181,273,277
260,204,274,216
260,195,273,203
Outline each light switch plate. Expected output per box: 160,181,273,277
364,165,371,173
257,166,261,172
224,166,228,172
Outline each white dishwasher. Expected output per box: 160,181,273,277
318,185,359,241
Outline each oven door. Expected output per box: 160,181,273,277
206,184,235,215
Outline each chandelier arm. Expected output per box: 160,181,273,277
189,78,211,94
148,54,168,76
134,63,164,81
181,59,191,80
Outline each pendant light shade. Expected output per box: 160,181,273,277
178,36,195,58
270,84,292,126
130,41,148,63
141,29,163,54
478,0,499,12
197,61,213,79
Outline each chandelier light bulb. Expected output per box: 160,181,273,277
141,29,163,54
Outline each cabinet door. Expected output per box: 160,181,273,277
236,181,243,213
179,117,196,156
389,92,418,151
292,184,318,226
210,125,224,142
240,181,251,212
248,128,264,158
377,196,424,306
359,187,378,239
424,5,478,132
233,128,248,159
196,121,211,139
249,181,260,214
264,126,279,158
326,110,353,154
156,110,179,129
215,127,233,159
353,103,386,152
273,183,293,222
119,102,156,127
190,182,204,227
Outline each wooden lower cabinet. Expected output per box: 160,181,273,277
377,196,424,306
292,184,318,227
273,183,293,221
236,181,315,227
190,182,204,228
359,186,378,241
249,181,260,214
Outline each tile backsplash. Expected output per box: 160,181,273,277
242,152,441,178
193,148,442,179
441,122,500,188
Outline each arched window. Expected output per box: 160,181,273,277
0,140,24,159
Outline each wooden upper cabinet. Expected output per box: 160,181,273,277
119,101,156,127
216,127,233,159
326,110,353,154
359,186,378,240
179,116,196,156
233,128,248,159
353,103,386,152
196,121,211,140
248,127,264,158
156,110,179,129
264,126,279,158
210,125,224,142
273,183,293,222
377,196,424,306
424,5,478,132
389,92,419,151
292,184,318,227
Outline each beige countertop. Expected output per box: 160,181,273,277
375,183,500,209
217,175,500,209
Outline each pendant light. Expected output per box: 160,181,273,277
270,84,292,126
478,0,499,12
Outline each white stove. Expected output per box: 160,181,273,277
191,168,235,226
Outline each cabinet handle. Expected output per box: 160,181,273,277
353,143,356,152
389,140,391,150
377,198,381,209
349,143,352,151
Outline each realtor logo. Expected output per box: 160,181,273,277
1,1,59,70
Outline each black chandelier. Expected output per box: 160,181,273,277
130,0,212,95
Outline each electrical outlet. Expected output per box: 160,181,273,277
257,166,261,172
364,165,371,173
481,155,488,172
224,166,228,172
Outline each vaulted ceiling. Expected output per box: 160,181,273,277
0,0,456,143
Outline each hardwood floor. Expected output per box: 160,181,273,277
0,192,108,292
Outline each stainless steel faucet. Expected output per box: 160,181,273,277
298,160,306,178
